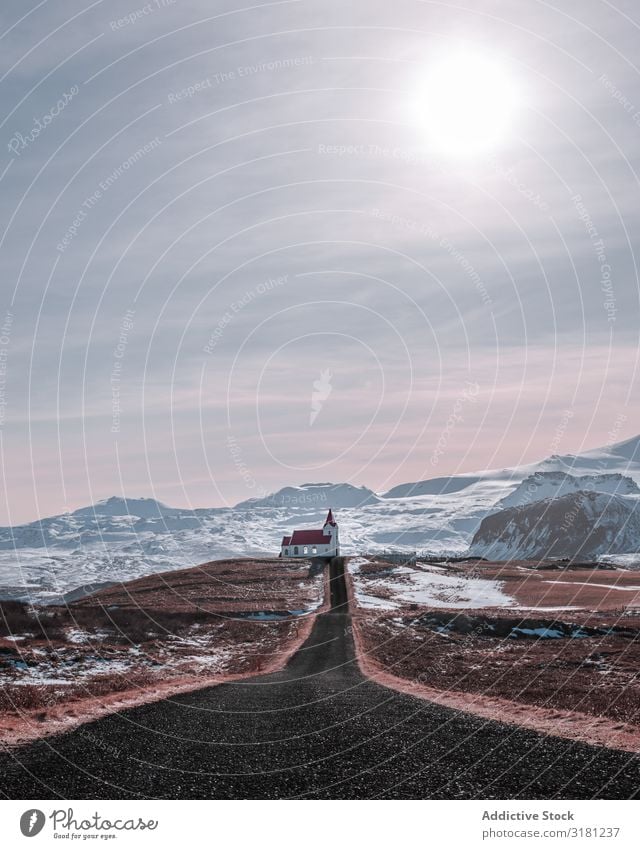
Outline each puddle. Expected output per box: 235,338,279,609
237,610,309,621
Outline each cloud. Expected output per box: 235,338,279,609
1,0,639,521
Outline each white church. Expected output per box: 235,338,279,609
280,509,340,558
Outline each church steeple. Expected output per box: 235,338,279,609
324,508,336,527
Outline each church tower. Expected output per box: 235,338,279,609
279,508,340,558
323,508,340,556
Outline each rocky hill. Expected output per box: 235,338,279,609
470,490,640,560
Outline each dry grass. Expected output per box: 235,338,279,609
350,558,640,728
0,558,323,729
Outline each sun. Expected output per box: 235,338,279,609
412,49,519,158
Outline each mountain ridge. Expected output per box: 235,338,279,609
7,432,640,527
470,489,640,561
2,432,640,601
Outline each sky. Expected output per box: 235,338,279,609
1,0,640,523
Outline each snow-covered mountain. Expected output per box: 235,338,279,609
72,496,186,519
381,476,482,498
496,472,639,510
235,482,379,509
389,434,640,495
470,490,640,561
0,497,217,551
2,434,640,601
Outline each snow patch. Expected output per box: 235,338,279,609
349,562,514,610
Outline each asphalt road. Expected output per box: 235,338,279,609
1,561,639,799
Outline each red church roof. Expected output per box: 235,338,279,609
289,529,332,545
281,509,337,549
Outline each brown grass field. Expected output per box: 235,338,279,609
348,558,640,752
